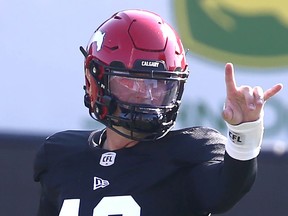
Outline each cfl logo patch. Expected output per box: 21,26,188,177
100,152,116,166
228,131,243,145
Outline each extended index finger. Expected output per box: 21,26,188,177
225,63,237,95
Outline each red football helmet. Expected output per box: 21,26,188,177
81,9,189,140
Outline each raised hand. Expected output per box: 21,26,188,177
222,63,283,125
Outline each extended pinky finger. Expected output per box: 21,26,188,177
264,83,283,101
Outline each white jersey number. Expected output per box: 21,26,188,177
59,195,141,216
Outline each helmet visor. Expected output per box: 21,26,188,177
108,75,180,106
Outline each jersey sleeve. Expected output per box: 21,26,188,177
33,135,61,216
181,127,257,215
33,132,68,182
188,155,256,215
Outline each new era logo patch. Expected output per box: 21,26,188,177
93,177,109,190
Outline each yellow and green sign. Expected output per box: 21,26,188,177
174,0,288,67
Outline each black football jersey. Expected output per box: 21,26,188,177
34,127,256,216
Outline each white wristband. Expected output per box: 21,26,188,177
225,113,264,161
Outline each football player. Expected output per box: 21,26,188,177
34,9,283,216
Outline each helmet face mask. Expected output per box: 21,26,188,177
82,9,189,141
